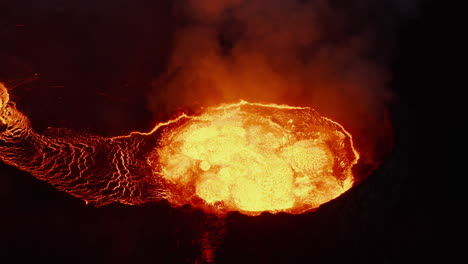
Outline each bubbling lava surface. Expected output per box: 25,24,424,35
0,81,359,217
150,101,359,216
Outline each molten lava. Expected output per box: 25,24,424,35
1,83,359,217
151,101,359,216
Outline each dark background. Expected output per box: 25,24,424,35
0,0,463,263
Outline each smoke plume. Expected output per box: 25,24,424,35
148,0,418,166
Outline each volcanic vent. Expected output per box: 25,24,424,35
1,83,358,216
152,101,359,216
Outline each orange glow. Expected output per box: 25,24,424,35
151,101,359,216
1,84,359,217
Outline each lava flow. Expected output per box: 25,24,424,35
0,83,358,216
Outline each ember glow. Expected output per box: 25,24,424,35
0,83,358,216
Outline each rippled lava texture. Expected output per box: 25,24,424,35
1,84,358,216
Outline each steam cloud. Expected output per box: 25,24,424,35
148,0,419,165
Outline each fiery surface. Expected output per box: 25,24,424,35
1,83,359,217
152,101,359,216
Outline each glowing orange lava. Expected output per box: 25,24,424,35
1,83,359,217
150,101,359,216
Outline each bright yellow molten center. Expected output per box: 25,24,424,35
156,102,357,215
